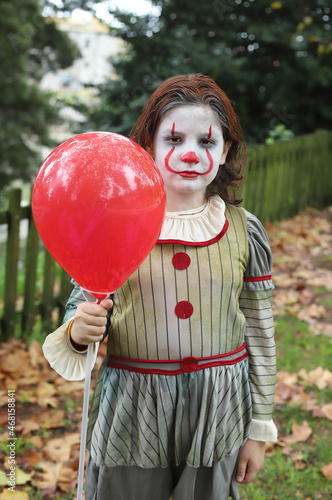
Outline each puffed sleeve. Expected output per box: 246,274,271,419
42,282,100,381
242,209,274,291
240,209,277,442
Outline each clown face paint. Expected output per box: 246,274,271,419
152,105,231,211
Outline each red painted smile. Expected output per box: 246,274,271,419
165,147,214,177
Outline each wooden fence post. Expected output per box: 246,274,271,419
1,189,21,339
41,249,56,324
21,201,40,336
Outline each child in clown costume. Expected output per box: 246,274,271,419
43,74,277,500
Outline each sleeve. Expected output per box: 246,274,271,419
240,209,278,442
42,282,100,381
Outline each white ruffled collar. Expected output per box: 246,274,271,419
158,195,227,244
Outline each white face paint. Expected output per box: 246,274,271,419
152,105,231,210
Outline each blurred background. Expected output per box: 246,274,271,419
1,0,332,196
0,2,332,499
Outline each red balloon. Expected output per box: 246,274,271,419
32,132,166,298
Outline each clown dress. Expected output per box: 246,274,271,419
43,195,277,500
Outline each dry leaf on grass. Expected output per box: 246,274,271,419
322,403,332,421
45,438,71,462
36,382,58,408
298,367,332,390
0,467,33,486
34,461,63,495
278,421,313,445
37,409,65,429
0,491,30,500
16,418,40,435
321,462,332,480
17,449,44,468
28,339,48,368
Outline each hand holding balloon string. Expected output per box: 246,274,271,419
70,298,113,350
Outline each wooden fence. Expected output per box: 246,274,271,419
241,129,332,221
0,129,332,341
0,188,72,341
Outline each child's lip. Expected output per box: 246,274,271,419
178,171,200,178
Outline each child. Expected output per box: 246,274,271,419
43,73,277,500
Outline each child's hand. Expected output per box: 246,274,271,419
70,298,113,349
235,439,265,484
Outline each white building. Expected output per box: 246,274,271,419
40,16,122,94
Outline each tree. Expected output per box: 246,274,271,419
83,0,332,143
0,0,85,191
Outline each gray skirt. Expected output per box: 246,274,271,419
87,360,251,469
84,449,241,500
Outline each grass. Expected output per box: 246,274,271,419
238,448,331,499
274,314,332,372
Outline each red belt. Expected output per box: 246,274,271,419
107,342,248,375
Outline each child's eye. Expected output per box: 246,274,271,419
166,136,182,144
200,138,214,147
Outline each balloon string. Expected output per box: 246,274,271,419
76,288,112,500
77,342,94,500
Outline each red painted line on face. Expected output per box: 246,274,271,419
165,148,199,177
208,125,212,139
165,146,177,173
171,122,175,137
204,149,214,175
165,147,213,177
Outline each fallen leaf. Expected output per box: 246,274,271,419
34,461,63,495
65,432,81,446
279,421,313,445
37,409,65,429
36,382,58,408
321,462,332,480
298,367,332,389
276,371,298,386
0,351,31,375
295,462,307,470
322,403,332,421
45,437,71,462
58,465,77,492
55,379,85,395
0,491,30,500
28,435,44,448
0,470,7,487
15,467,33,485
314,322,332,337
28,339,47,368
311,406,326,418
17,449,44,468
16,419,40,435
0,390,10,407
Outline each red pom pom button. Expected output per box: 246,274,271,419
180,357,198,373
175,301,194,319
172,252,191,270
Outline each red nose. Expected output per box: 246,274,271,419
181,151,200,164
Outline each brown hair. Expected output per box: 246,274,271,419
130,73,246,205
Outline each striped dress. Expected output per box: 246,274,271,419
60,197,276,469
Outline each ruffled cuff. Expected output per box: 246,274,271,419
248,418,278,442
42,319,99,381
